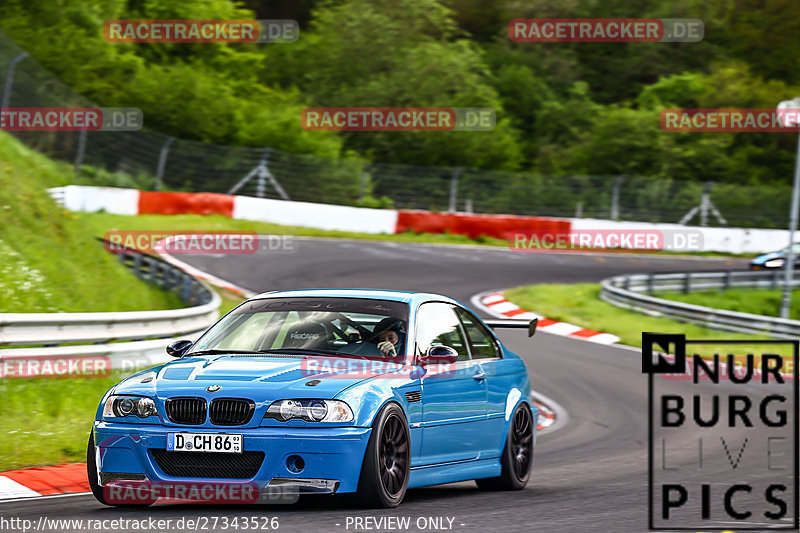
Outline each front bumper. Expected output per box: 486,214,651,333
93,422,371,494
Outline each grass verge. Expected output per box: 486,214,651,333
0,373,122,470
657,287,800,320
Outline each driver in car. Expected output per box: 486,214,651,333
372,317,405,356
342,317,403,357
337,317,406,357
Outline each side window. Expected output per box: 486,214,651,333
455,307,500,359
416,302,469,361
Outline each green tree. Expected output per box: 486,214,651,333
261,0,522,168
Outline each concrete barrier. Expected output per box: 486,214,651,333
47,186,791,254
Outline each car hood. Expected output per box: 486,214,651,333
114,354,401,401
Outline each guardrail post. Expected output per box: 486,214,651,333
181,276,192,303
143,256,154,281
133,254,143,279
684,273,691,294
772,270,780,290
154,261,163,286
623,275,630,291
168,268,179,290
724,271,732,290
647,273,654,294
189,281,199,305
199,283,211,305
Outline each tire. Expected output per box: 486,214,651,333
476,404,534,491
87,431,155,507
349,403,410,508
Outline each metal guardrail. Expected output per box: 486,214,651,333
600,270,800,339
0,241,222,368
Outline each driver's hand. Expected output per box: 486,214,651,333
377,341,396,356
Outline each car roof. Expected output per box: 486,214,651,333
249,288,455,306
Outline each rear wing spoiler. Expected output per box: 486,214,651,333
484,318,538,337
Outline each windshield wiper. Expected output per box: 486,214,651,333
185,349,264,356
256,348,350,357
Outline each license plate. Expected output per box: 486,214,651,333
167,433,242,453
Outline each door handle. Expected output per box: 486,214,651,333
472,371,486,380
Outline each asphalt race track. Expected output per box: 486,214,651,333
6,239,788,532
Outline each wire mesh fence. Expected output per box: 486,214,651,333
0,29,793,228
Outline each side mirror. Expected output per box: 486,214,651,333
166,339,193,358
419,345,458,365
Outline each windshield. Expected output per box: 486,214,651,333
189,297,409,359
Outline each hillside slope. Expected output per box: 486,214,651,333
0,132,180,312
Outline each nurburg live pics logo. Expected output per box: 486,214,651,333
642,332,799,530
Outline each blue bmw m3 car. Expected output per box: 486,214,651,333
88,289,538,508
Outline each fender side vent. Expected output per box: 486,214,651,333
405,391,421,403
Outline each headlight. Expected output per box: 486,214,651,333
765,259,785,268
264,399,353,422
103,395,158,419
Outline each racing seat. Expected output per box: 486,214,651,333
282,321,330,351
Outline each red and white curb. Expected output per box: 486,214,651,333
474,291,620,345
0,464,89,501
155,237,256,299
532,399,555,430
